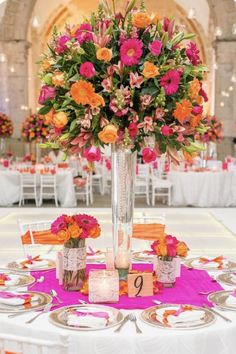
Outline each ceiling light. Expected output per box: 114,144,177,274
5,97,9,103
188,8,195,19
10,66,15,73
32,16,40,29
229,86,234,91
0,54,6,62
232,24,236,35
231,75,236,83
215,26,222,37
220,102,224,107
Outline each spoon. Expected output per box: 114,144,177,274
28,276,44,289
50,289,63,304
152,300,162,305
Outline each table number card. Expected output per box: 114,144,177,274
127,273,153,297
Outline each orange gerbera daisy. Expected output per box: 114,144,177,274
173,99,192,124
188,78,201,101
70,80,95,105
190,114,202,128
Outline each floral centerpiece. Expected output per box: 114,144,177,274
51,213,101,291
151,235,188,286
21,113,50,142
0,113,13,138
38,0,208,279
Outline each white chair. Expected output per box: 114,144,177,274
150,166,172,206
135,163,150,205
18,219,53,256
75,171,93,206
39,174,58,207
0,333,68,354
19,174,38,207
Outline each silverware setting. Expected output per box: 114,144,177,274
8,303,57,318
25,302,52,324
28,276,45,289
114,315,130,333
203,304,232,323
50,289,63,304
152,300,162,305
129,313,142,333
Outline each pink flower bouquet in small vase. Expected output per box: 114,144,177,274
51,214,101,291
151,235,188,287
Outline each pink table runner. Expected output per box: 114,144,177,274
30,264,223,309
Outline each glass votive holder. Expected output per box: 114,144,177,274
88,269,119,303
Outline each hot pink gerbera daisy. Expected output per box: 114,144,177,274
160,70,180,95
51,215,67,234
74,214,98,231
120,39,143,66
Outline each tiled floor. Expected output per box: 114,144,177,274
0,207,235,264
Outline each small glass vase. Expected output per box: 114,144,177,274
62,238,86,291
156,256,176,287
111,144,136,280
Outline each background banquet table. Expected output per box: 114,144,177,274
0,170,76,207
168,171,236,207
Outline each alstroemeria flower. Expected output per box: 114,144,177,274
130,72,144,89
138,116,154,133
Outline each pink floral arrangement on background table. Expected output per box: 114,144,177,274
37,0,210,279
51,213,101,291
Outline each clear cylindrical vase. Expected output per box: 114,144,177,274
111,144,136,280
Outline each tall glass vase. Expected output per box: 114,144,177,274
111,144,136,280
0,137,6,157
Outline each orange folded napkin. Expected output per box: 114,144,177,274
21,229,63,245
132,223,165,240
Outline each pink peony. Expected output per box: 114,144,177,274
120,39,143,66
161,125,173,136
128,122,138,139
75,23,93,44
149,40,162,56
79,62,96,79
38,85,56,104
142,147,157,163
191,105,203,116
55,35,70,54
160,69,180,95
83,146,101,162
186,42,201,66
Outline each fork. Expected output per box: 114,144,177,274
203,305,232,323
114,315,130,333
129,313,142,334
25,303,52,324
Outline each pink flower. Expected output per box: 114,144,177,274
165,235,179,257
140,95,153,110
149,40,162,56
161,125,173,136
100,117,109,128
186,42,201,66
155,108,165,121
107,65,115,76
199,87,208,102
79,62,96,79
51,215,67,234
191,105,203,116
74,214,98,232
109,99,129,117
142,147,157,163
160,69,180,95
101,77,113,92
55,35,70,54
120,39,143,66
71,129,92,148
38,85,56,104
138,116,154,133
130,72,144,89
177,133,185,142
80,118,91,129
128,122,138,139
75,23,93,44
163,18,175,38
83,146,101,162
105,158,111,171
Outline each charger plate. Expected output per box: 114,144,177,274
185,257,236,271
0,291,52,313
217,273,236,286
5,259,55,272
49,304,124,331
208,290,236,311
141,304,215,330
0,272,35,289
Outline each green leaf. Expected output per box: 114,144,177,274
69,119,78,132
38,105,51,115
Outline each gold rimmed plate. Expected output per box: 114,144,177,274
49,304,124,331
0,291,52,313
208,290,236,311
132,251,154,263
217,273,236,286
0,271,35,289
185,257,236,271
140,304,215,330
5,259,56,272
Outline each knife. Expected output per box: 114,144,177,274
114,315,130,333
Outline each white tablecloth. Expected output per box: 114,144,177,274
168,171,236,207
0,170,76,207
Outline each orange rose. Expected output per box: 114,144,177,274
43,108,55,125
176,241,189,257
96,47,112,62
42,58,55,71
57,230,70,242
89,93,105,107
52,72,65,87
68,224,82,239
52,112,68,129
157,241,168,257
89,225,101,239
70,80,95,105
98,124,118,144
132,12,151,28
142,61,159,78
70,24,80,37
